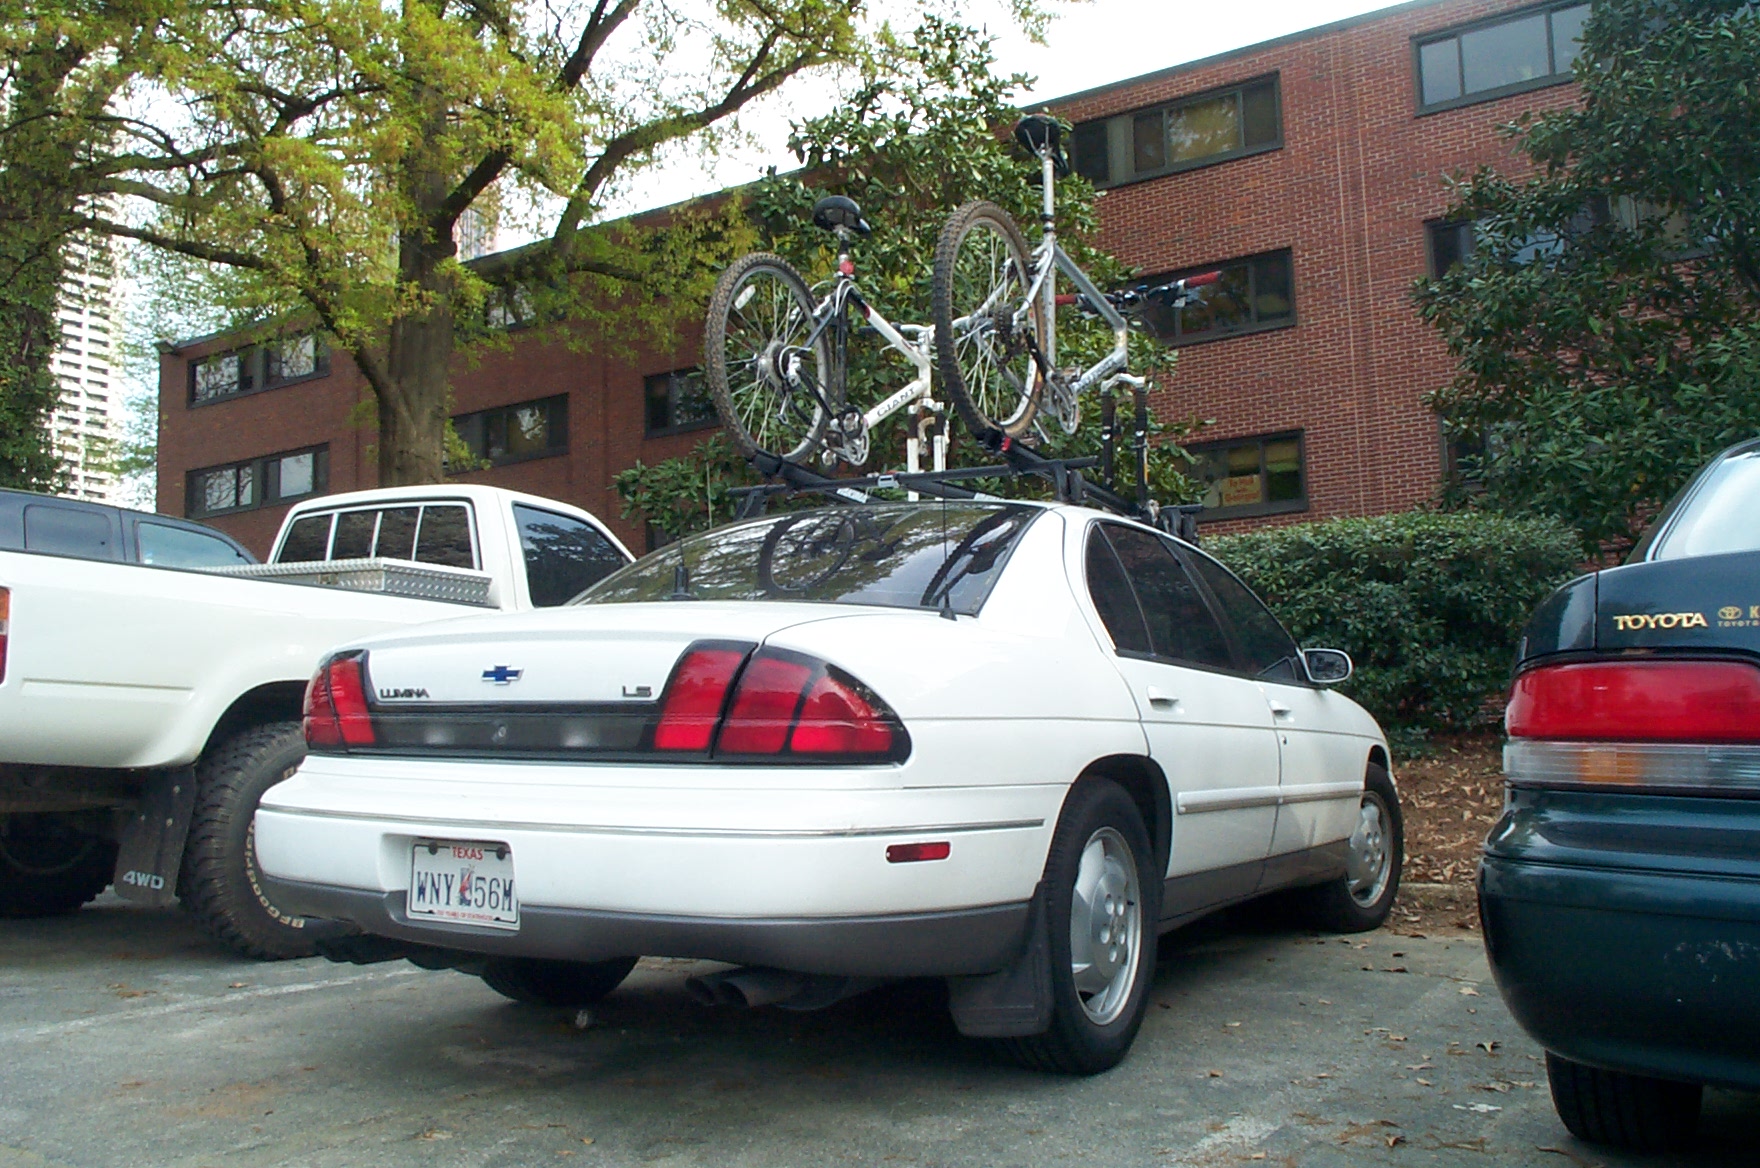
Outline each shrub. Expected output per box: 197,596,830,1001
1207,510,1582,738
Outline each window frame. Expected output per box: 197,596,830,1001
1188,429,1308,522
1086,521,1239,674
1071,73,1283,190
186,333,330,407
1136,249,1297,348
643,367,718,438
1413,1,1589,116
185,444,329,518
449,394,570,469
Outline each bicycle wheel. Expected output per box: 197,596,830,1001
931,201,1045,442
705,253,834,463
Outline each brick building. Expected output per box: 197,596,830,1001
156,0,1588,555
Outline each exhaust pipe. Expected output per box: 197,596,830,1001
685,967,880,1011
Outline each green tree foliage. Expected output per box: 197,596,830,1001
50,0,972,487
616,20,1203,538
1210,510,1581,740
1415,0,1760,555
0,1,161,491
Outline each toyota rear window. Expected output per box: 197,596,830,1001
1645,447,1760,562
575,504,1040,615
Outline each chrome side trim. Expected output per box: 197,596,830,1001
256,805,1045,839
1175,781,1361,815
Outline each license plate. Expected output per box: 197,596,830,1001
407,839,519,929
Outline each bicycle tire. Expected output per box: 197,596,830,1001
931,201,1045,443
705,253,835,463
757,513,855,596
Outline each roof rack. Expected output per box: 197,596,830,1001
729,433,1203,544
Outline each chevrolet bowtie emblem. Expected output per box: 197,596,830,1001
481,665,523,684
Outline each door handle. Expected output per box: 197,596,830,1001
1145,686,1179,709
1269,701,1294,718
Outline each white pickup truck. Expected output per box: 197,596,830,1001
0,484,631,958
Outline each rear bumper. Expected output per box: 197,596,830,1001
264,874,1030,977
1479,791,1760,1092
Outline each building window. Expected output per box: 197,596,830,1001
1190,432,1306,520
1416,3,1589,113
1135,250,1295,347
1071,75,1280,188
187,445,328,517
188,333,328,405
644,367,716,436
1427,219,1479,275
451,394,568,468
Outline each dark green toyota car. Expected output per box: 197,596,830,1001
1482,440,1760,1151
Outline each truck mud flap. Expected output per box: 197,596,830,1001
113,767,196,907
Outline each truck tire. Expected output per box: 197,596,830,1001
179,722,318,960
0,813,116,917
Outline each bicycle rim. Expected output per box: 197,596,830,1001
706,254,831,463
932,203,1043,440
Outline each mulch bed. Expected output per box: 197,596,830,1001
1387,733,1506,933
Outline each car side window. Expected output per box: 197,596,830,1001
414,504,476,569
513,504,627,607
1084,527,1151,654
277,514,332,562
375,507,420,559
1102,525,1234,670
137,522,252,567
1182,549,1304,682
23,503,117,560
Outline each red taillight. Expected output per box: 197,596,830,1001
719,655,814,754
0,586,9,685
302,653,376,749
1507,660,1760,742
651,642,906,762
653,646,749,751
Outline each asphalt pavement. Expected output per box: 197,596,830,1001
3,894,1756,1168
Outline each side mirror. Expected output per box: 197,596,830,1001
1302,648,1353,687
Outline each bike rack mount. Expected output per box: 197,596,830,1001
729,443,1202,544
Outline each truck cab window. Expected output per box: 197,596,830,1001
415,505,476,569
277,514,332,562
513,504,626,607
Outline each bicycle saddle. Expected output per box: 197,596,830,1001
812,195,871,237
1014,115,1071,178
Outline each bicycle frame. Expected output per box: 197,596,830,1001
786,242,947,474
1015,148,1133,417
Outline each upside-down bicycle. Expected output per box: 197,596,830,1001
929,114,1218,447
703,196,945,472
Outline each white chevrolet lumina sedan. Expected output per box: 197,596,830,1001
255,501,1399,1073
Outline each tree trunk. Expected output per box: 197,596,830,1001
378,236,454,486
376,61,458,489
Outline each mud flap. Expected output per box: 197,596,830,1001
112,768,196,907
946,881,1053,1037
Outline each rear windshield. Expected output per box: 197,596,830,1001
575,503,1040,615
1645,447,1760,561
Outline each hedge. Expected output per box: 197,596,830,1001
1207,510,1582,738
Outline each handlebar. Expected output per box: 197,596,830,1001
1053,270,1223,314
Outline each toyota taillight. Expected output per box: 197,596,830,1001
303,652,376,750
1507,660,1760,742
652,642,908,763
1505,659,1760,795
0,587,9,685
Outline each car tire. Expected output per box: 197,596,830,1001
178,721,319,961
1545,1051,1701,1151
0,813,116,918
479,957,640,1007
1005,778,1159,1075
1293,761,1402,933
